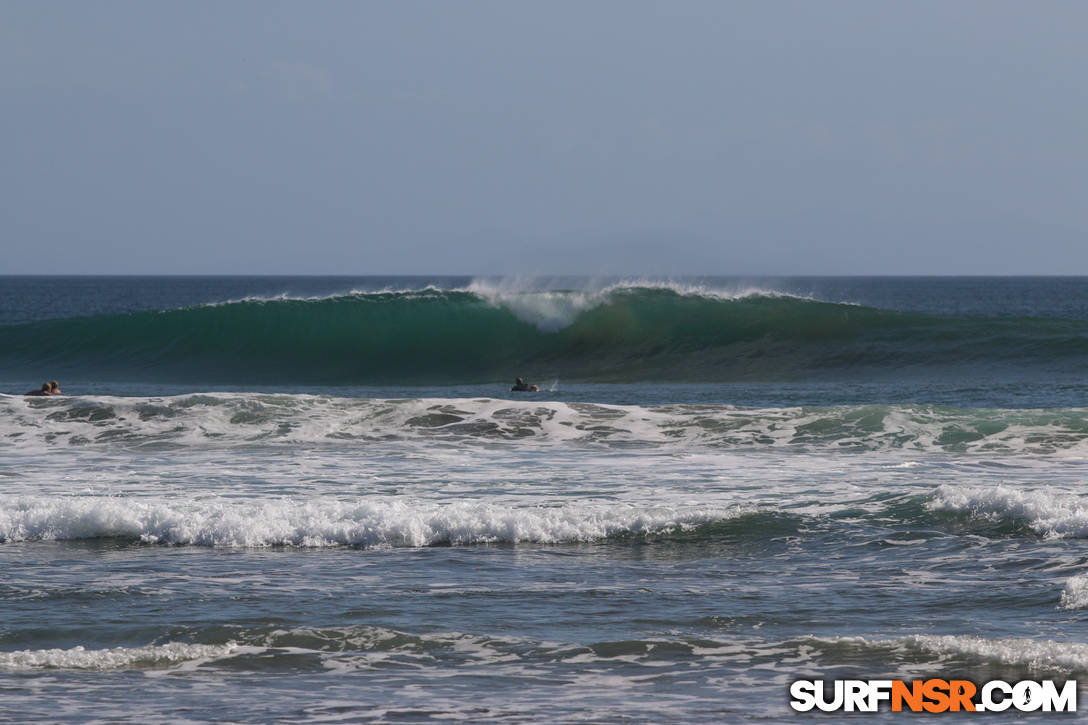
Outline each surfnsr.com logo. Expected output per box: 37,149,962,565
790,679,1077,713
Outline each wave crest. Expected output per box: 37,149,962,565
803,634,1088,674
0,496,746,548
4,285,1086,384
0,642,241,670
929,485,1088,538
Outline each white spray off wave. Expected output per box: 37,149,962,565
464,277,803,332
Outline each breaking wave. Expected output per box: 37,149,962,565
0,642,242,670
2,284,1086,384
801,634,1088,674
929,484,1088,538
0,496,749,547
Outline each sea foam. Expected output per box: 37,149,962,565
1059,574,1088,609
807,634,1088,673
906,634,1088,673
0,496,743,548
6,394,1088,456
929,484,1088,538
0,642,241,670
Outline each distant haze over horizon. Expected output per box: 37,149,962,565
2,1,1085,275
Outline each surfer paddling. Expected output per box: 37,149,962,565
511,377,539,392
23,380,61,396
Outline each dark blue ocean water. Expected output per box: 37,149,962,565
2,277,1088,723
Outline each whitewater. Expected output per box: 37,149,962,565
3,276,1088,723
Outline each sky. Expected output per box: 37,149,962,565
1,1,1085,275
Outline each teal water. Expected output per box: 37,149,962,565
3,277,1088,391
2,277,1088,723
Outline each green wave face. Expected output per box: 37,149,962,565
2,287,1087,384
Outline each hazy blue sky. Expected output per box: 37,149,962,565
2,1,1085,275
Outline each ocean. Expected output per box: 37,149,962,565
2,276,1088,722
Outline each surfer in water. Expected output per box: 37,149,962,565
511,377,539,392
25,382,53,396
